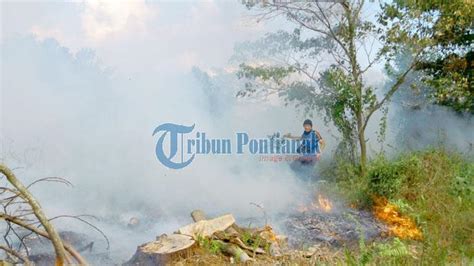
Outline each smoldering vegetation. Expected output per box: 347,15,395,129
1,36,472,264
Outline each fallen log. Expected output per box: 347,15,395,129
125,234,196,266
214,240,253,263
213,231,265,255
189,210,253,262
232,238,266,255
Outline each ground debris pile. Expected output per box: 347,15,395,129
125,210,293,265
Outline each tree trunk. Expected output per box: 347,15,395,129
358,128,367,176
347,6,367,177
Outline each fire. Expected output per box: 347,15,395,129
297,194,333,213
317,194,332,212
373,196,422,240
259,225,277,242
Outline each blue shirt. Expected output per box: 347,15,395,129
300,130,320,155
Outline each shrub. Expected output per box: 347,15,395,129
367,157,405,199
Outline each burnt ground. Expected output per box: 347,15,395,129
282,161,388,248
283,208,388,248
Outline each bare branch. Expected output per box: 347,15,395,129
27,177,73,189
0,213,87,265
48,215,110,250
0,244,32,265
361,51,421,133
0,164,70,265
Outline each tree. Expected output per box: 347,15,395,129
381,0,473,113
236,0,426,175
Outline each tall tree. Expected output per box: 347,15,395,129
237,0,426,175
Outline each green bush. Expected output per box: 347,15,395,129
450,163,474,198
367,157,405,198
366,154,425,200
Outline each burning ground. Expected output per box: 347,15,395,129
119,188,424,265
0,161,426,265
0,149,435,265
285,194,387,248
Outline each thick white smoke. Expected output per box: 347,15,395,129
1,36,317,261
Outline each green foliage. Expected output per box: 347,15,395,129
391,198,414,215
320,68,358,139
450,163,474,198
367,157,405,199
240,230,251,245
375,238,410,259
421,53,473,113
240,230,271,253
343,235,412,265
355,219,372,265
367,154,424,199
196,235,223,254
381,0,474,112
237,64,295,85
319,157,370,207
343,248,358,265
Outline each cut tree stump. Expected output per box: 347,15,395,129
125,234,196,266
178,214,235,238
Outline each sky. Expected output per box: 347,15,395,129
1,1,274,75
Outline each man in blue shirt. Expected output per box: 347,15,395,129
284,119,322,164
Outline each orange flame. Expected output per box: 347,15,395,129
259,225,277,242
373,196,422,240
297,194,333,213
317,194,332,212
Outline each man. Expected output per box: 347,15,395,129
284,119,323,164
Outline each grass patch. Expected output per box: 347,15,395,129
320,149,474,264
196,235,223,254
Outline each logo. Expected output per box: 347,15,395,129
153,123,319,169
153,123,196,169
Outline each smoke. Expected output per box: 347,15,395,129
387,82,473,155
367,57,474,157
0,36,316,261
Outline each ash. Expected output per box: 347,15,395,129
283,208,388,248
